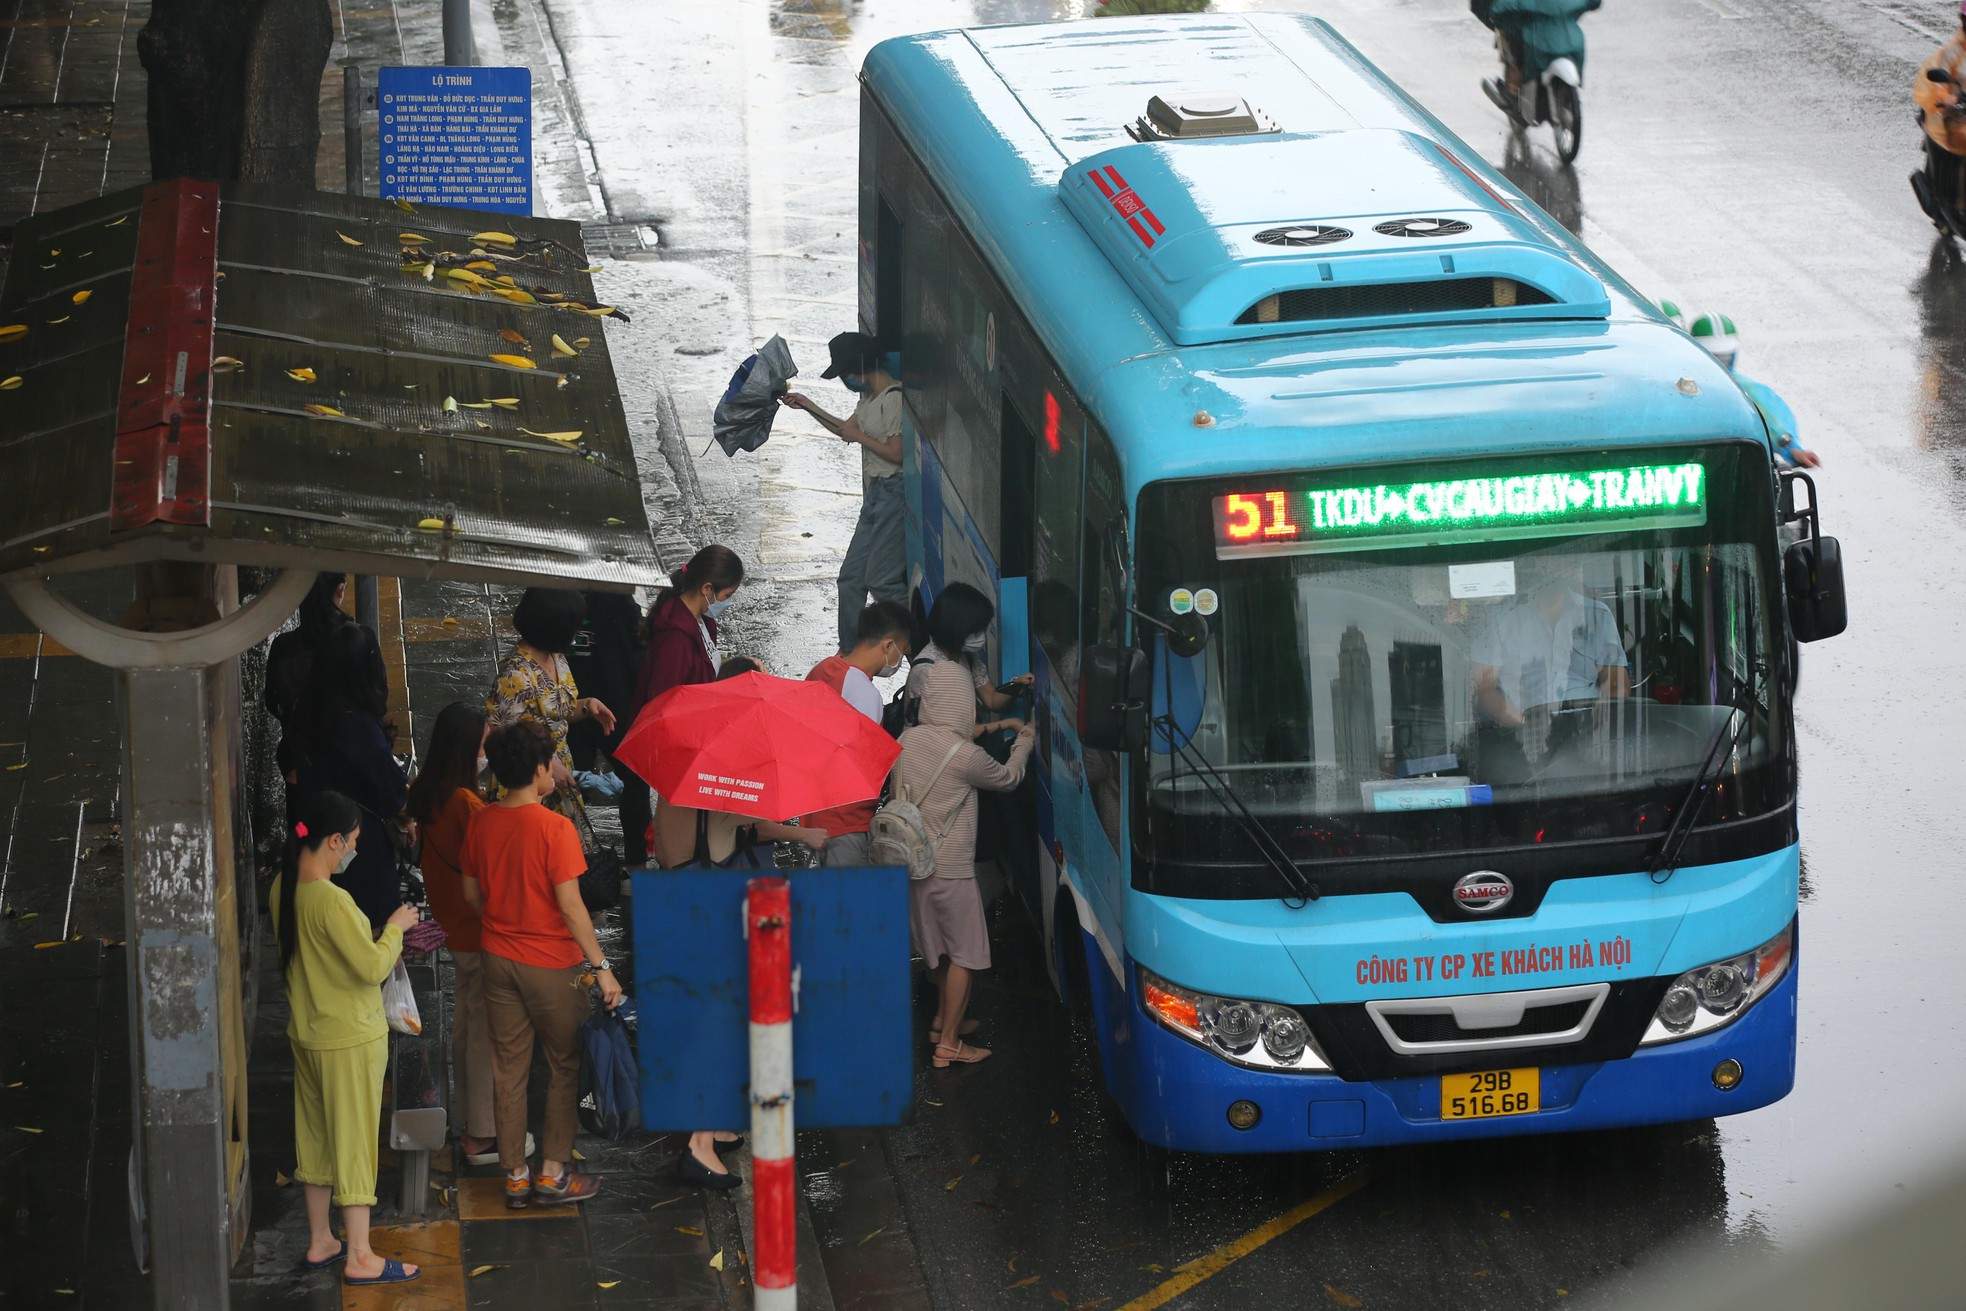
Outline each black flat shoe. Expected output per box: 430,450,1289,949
679,1151,743,1192
712,1135,745,1156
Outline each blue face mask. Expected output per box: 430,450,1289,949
706,596,735,620
842,374,866,394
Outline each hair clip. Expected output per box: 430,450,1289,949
295,822,309,838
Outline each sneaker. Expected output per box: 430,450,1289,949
462,1133,533,1167
504,1173,533,1210
532,1169,601,1205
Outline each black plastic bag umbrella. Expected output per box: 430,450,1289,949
711,335,797,456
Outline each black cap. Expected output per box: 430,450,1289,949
820,331,879,380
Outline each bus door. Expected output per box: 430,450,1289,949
1074,429,1129,982
989,394,1040,907
1030,386,1088,953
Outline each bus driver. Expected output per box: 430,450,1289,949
1470,558,1629,755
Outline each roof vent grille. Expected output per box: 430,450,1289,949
1373,217,1473,239
1237,278,1555,326
1130,93,1279,142
1252,224,1353,248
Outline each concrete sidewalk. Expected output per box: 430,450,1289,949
0,1,757,1307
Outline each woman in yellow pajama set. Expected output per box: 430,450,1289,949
272,789,422,1286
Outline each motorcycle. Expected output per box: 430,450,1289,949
1483,32,1584,164
1912,66,1966,243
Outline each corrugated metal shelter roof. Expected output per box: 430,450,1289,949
0,179,662,591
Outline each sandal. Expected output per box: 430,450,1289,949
932,1040,991,1069
344,1257,420,1286
927,1018,981,1045
298,1239,346,1272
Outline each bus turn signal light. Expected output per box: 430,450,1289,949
1142,973,1199,1032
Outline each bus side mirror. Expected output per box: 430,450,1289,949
1784,535,1847,643
1081,645,1148,752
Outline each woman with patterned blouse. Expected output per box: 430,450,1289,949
486,590,617,815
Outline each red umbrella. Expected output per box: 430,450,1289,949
613,671,901,822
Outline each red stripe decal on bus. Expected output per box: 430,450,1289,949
1089,169,1115,198
1126,216,1154,247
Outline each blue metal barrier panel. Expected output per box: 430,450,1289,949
632,866,913,1130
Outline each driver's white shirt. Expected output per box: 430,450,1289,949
1472,590,1626,709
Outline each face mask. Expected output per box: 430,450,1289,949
476,754,489,776
877,644,903,679
842,374,866,394
333,839,358,875
963,633,987,655
706,596,735,620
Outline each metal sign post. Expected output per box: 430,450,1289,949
747,878,795,1310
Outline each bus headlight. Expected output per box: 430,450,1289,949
1139,968,1330,1073
1639,922,1793,1046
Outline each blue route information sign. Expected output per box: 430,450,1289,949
377,66,532,214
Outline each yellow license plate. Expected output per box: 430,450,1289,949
1440,1068,1540,1120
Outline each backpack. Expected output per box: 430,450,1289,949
868,739,966,880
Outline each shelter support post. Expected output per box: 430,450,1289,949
443,0,473,67
120,660,242,1309
748,876,796,1311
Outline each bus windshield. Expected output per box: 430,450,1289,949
1134,444,1788,871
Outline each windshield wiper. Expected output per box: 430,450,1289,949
1645,662,1765,884
1152,716,1320,907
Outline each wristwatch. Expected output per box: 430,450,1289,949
589,957,613,973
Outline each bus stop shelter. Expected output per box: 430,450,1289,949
0,178,663,1308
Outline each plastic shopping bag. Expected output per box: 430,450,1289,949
383,958,423,1035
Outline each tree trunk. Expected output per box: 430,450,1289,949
241,0,334,184
138,0,333,185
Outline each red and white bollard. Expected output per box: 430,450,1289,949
747,876,796,1310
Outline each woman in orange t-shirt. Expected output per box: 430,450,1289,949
462,719,622,1210
407,702,532,1167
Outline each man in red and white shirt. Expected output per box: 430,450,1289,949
805,601,913,866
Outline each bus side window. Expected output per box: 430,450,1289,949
999,399,1035,579
1083,428,1124,851
875,195,904,352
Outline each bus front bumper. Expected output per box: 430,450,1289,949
1098,947,1798,1155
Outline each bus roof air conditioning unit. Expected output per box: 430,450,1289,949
1130,93,1279,141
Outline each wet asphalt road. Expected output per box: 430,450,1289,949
580,0,1966,1306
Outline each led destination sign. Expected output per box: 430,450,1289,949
1211,460,1707,558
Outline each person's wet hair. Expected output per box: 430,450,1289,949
513,588,587,654
485,718,556,791
927,582,994,657
406,702,488,824
854,601,913,649
275,789,361,975
717,655,765,680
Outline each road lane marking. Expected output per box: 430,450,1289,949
1112,1166,1380,1311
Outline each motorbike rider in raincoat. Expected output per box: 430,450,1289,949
1473,0,1602,104
1916,4,1966,215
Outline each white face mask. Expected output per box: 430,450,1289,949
333,838,358,875
877,643,903,679
476,754,489,776
963,633,987,655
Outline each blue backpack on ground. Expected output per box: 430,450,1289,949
579,996,641,1140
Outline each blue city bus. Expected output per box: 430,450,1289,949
857,14,1846,1152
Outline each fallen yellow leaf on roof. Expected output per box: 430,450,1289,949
498,327,527,345
487,398,520,409
212,356,245,372
572,305,615,317
583,265,603,273
597,1282,620,1290
71,290,91,305
520,428,582,443
107,214,127,226
490,353,536,369
399,232,429,244
418,519,446,531
1324,1287,1364,1308
574,336,591,348
493,275,518,287
675,1226,703,1237
466,260,497,272
394,198,416,212
709,1250,725,1271
46,316,68,324
335,231,363,246
442,616,459,627
474,231,518,246
0,377,20,391
495,288,536,305
303,403,343,417
551,334,578,357
468,1264,502,1277
285,367,316,383
442,396,458,413
459,401,493,409
0,324,26,343
135,373,150,384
